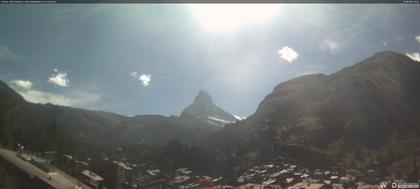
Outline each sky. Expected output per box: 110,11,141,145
0,4,419,117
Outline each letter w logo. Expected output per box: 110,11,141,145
380,182,388,188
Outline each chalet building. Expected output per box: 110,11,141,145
81,169,105,189
56,154,78,176
113,161,133,189
0,149,91,189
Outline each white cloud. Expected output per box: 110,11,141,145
130,72,152,87
18,89,100,107
139,74,151,87
278,46,299,63
48,69,70,87
295,70,320,77
0,44,19,60
406,52,420,62
11,78,99,107
415,36,420,44
11,80,33,90
130,72,138,78
320,39,340,52
67,91,101,107
19,90,71,106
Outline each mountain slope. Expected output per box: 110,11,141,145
0,82,128,154
181,90,238,127
0,80,25,119
0,84,233,154
108,90,238,145
208,51,420,172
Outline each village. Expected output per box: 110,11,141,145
1,145,419,189
128,156,418,189
39,150,420,189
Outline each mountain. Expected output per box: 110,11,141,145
107,90,237,145
0,81,129,154
181,90,238,127
208,51,420,174
0,84,234,156
2,51,419,176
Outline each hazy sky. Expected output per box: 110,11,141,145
0,4,419,117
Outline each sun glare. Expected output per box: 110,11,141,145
189,4,280,33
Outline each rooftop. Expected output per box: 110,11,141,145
81,170,104,182
113,161,132,171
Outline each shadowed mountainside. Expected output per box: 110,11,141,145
1,51,420,177
0,84,236,153
207,51,420,174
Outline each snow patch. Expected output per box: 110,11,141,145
207,116,234,124
233,115,246,121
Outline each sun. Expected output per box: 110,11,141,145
189,4,280,33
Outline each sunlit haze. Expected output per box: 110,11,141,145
0,4,419,117
189,4,281,33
